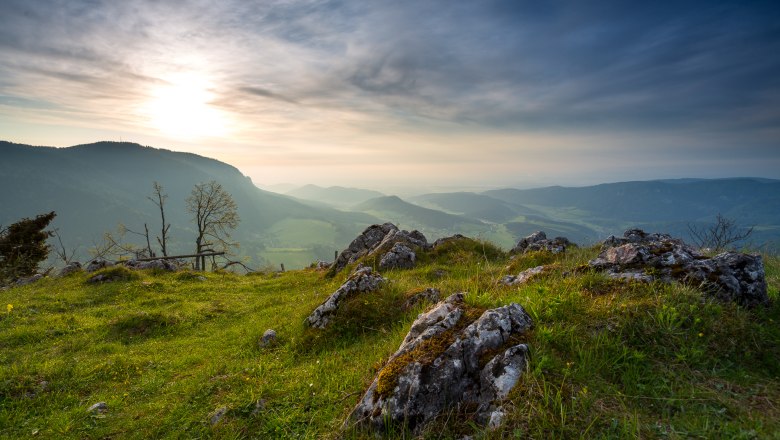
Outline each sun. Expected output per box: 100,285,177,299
143,73,228,140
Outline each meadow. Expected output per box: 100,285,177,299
1,243,778,439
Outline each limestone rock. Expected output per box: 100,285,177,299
88,402,107,413
590,229,768,306
59,262,82,277
210,406,228,425
331,223,428,273
347,293,533,433
512,231,571,254
125,259,179,271
86,259,114,272
379,243,416,270
260,329,277,347
306,265,386,329
500,265,547,286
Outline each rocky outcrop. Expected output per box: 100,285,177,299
125,259,180,271
590,229,768,307
379,242,416,270
500,265,548,286
59,262,82,277
512,231,571,254
306,266,386,329
331,223,429,273
347,293,533,433
86,259,114,272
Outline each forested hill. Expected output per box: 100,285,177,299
0,141,379,267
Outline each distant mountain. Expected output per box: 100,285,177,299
484,178,780,249
409,192,542,223
287,184,385,209
351,195,486,239
0,141,380,268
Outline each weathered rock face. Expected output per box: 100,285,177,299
379,243,416,270
125,259,180,271
347,293,533,433
500,265,548,286
331,223,428,273
512,231,571,254
59,262,82,277
590,229,768,307
86,259,114,272
306,266,386,329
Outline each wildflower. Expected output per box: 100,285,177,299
6,304,12,313
698,332,704,337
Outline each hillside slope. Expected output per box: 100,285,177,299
1,239,777,438
0,141,380,268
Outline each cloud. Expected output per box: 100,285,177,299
0,0,779,185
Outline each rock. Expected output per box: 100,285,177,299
313,260,331,270
59,262,82,277
209,406,228,425
260,329,277,347
125,259,179,271
500,265,548,286
431,234,467,248
590,229,768,306
512,231,571,254
306,265,386,329
403,288,441,309
379,242,416,270
331,223,429,273
86,259,114,272
87,402,107,413
15,274,43,286
347,293,533,433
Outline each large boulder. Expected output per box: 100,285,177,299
331,223,428,273
590,229,768,307
306,265,386,329
347,293,533,433
512,231,571,254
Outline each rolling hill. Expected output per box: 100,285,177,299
286,184,385,209
0,141,380,268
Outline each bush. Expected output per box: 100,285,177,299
0,212,56,283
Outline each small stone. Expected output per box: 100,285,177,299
379,242,416,270
15,274,43,286
260,329,277,347
306,265,386,329
512,231,572,254
210,406,228,425
88,402,107,413
500,265,547,286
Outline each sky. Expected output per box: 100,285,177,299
1,0,779,191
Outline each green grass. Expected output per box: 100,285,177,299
1,248,778,439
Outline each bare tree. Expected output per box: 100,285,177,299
186,181,240,270
51,228,78,264
688,213,754,252
147,181,171,256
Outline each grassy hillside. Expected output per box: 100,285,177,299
2,242,778,439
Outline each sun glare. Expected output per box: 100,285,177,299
143,73,229,140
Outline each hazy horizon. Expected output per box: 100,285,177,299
2,1,779,188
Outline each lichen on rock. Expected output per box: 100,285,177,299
347,293,533,434
330,223,429,274
511,231,572,254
